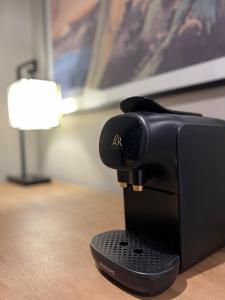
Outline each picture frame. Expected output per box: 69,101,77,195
46,0,225,111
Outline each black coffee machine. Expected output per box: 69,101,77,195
90,97,225,295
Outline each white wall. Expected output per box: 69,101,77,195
39,85,225,194
0,0,40,181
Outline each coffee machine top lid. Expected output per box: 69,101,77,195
99,97,205,171
120,96,202,116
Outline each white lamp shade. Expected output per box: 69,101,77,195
7,79,61,130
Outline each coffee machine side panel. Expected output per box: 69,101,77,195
178,124,225,271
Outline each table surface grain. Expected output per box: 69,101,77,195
0,181,224,300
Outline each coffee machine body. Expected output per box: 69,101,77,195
90,97,225,294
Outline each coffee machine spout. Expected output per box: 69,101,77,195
117,169,144,191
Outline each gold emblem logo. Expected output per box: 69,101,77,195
111,134,123,149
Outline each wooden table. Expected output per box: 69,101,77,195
0,181,224,299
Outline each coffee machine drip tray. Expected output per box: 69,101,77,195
90,230,180,295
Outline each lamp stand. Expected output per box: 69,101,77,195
7,130,51,185
7,59,51,185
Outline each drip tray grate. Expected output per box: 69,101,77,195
90,230,180,295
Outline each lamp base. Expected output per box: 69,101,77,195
7,175,51,185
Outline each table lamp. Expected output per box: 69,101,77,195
7,60,61,185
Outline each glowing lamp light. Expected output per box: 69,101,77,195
8,79,61,130
7,77,61,185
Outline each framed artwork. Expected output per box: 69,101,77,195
47,0,225,111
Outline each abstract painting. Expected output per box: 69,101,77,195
49,0,225,110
